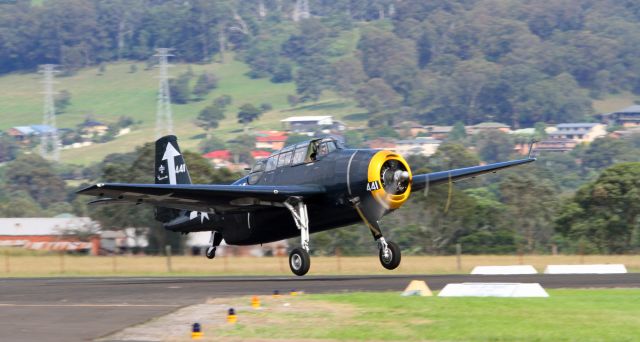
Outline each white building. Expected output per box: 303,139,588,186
548,123,607,143
395,137,442,157
281,116,344,135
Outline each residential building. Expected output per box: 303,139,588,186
281,116,345,135
534,138,578,153
6,124,57,143
0,217,100,255
80,120,109,137
255,131,288,150
393,121,427,137
466,122,511,135
365,137,397,150
548,123,606,143
6,126,35,142
599,105,640,127
395,137,442,157
423,126,453,140
251,150,271,160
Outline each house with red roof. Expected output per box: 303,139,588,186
255,131,288,150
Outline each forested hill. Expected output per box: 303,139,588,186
2,0,640,127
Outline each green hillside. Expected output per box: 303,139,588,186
0,58,366,165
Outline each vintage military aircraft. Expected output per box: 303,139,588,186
78,135,535,276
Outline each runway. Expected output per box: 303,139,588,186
1,273,639,341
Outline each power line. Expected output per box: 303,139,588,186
154,48,174,139
39,64,60,162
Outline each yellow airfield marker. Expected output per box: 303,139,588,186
191,323,203,340
251,295,261,309
227,308,237,324
401,280,433,297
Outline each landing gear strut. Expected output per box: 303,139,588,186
284,197,311,276
355,203,402,270
205,230,222,259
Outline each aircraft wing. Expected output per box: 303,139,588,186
77,183,326,212
411,158,536,192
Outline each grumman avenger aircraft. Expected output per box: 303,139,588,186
78,135,535,276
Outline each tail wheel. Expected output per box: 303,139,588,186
289,247,311,276
379,241,401,270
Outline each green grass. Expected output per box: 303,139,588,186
217,289,640,341
0,57,365,165
592,92,638,114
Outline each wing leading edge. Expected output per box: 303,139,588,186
77,183,326,212
411,158,536,192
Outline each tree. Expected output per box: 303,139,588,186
294,56,330,102
236,103,262,133
417,32,432,69
196,103,226,139
448,121,467,141
169,73,192,104
3,154,67,209
0,135,19,163
473,130,515,164
54,90,72,114
581,137,639,171
428,143,480,171
0,191,44,217
355,78,402,126
500,172,557,252
556,162,640,253
192,72,218,100
270,63,292,83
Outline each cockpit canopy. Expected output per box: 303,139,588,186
247,137,341,184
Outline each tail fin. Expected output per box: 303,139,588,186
155,135,191,224
155,135,192,185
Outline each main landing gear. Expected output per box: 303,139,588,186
356,204,402,271
205,230,222,259
284,197,311,276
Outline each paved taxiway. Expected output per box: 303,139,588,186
2,273,639,341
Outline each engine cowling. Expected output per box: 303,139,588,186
365,150,413,211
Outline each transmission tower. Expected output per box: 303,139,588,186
258,0,266,18
39,64,60,162
154,48,174,139
292,0,310,21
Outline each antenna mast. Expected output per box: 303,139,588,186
154,48,174,139
39,64,60,162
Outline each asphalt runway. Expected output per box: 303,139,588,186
1,273,639,341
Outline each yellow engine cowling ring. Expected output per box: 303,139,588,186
366,150,412,210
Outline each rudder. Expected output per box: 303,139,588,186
155,135,192,185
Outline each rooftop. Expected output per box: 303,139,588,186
202,150,231,160
281,116,333,122
0,217,97,236
556,123,599,129
469,122,510,128
614,105,640,114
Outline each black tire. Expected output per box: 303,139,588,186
289,247,311,276
379,241,401,270
205,247,216,259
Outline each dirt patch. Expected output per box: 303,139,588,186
97,295,358,342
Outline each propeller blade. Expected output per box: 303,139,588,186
444,171,453,214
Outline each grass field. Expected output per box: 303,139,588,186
1,253,638,277
207,289,640,341
0,57,365,165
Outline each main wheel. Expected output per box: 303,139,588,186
379,241,401,270
205,246,216,259
289,247,311,276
